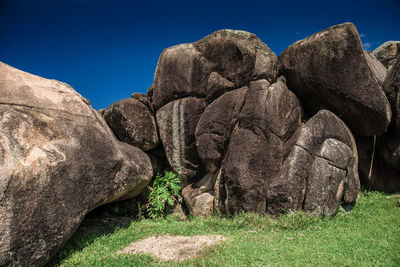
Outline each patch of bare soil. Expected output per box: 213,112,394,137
116,235,227,261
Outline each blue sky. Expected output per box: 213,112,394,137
1,0,399,110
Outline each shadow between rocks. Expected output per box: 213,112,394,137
46,198,140,266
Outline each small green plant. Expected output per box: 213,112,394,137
146,171,182,218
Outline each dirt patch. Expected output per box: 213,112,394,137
116,235,227,261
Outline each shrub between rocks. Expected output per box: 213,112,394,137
145,171,182,218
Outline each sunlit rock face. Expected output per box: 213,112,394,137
0,62,152,266
147,27,363,218
279,23,391,136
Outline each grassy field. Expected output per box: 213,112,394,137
49,190,400,266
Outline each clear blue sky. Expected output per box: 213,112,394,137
1,0,399,110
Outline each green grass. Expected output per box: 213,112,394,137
49,190,400,266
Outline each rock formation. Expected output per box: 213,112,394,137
373,41,400,69
145,26,363,217
0,62,153,266
152,29,279,186
3,21,398,266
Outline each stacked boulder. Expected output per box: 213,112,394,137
102,24,399,216
123,24,375,218
278,23,399,193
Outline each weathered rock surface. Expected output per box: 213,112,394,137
131,92,154,113
182,173,215,217
364,50,387,86
190,76,359,217
156,97,206,187
266,110,359,216
152,29,278,110
357,136,400,193
0,62,153,266
194,30,278,87
358,55,400,193
103,98,159,151
195,87,248,172
279,22,391,136
383,55,400,135
215,78,302,214
381,55,400,173
373,41,400,69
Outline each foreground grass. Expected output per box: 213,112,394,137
50,191,400,266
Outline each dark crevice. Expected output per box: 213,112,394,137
316,154,348,171
267,126,284,140
0,174,13,204
294,143,313,155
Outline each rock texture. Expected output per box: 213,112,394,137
103,97,159,151
131,92,154,113
152,29,278,110
373,41,400,69
156,97,206,187
358,55,400,193
214,78,302,214
364,51,387,86
383,55,400,135
183,77,360,217
0,62,153,266
266,110,359,216
182,173,215,216
195,87,248,172
279,22,391,136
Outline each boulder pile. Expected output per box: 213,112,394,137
102,23,399,216
0,22,398,266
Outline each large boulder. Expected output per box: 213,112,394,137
103,97,159,151
278,22,391,136
156,97,206,187
0,62,153,266
152,29,278,110
266,110,359,216
373,41,400,69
